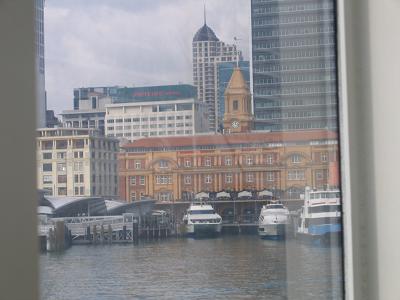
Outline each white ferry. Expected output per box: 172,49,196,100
297,187,342,244
183,203,222,237
258,201,290,239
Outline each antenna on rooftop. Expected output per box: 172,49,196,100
234,37,241,68
204,1,207,25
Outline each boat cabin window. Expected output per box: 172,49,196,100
309,205,341,214
266,204,284,209
189,210,215,215
306,217,342,226
310,192,340,199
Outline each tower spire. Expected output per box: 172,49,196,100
204,2,207,25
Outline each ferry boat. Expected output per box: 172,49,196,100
183,203,222,237
297,187,342,244
258,201,290,239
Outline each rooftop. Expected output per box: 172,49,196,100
122,130,338,151
193,24,219,42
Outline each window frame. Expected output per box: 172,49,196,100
2,1,397,299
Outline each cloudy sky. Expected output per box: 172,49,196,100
44,0,251,114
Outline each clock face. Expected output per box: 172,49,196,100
231,120,240,128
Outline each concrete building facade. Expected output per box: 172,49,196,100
192,20,243,132
105,98,209,141
36,128,119,198
251,0,337,131
62,85,200,135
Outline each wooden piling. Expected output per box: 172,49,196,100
100,224,105,244
93,225,97,244
48,228,55,251
108,224,112,244
55,221,65,251
123,225,127,240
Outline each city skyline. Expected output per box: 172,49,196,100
45,0,250,114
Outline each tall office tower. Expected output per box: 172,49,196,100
35,0,46,128
192,16,243,132
251,0,337,131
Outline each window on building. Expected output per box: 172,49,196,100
73,139,84,149
43,175,52,184
291,154,302,163
246,156,253,165
265,154,274,164
288,170,305,180
266,172,275,181
156,175,172,185
205,157,212,166
57,163,66,172
80,186,84,195
74,151,84,158
57,152,66,159
42,153,52,160
205,174,212,184
140,176,145,185
246,173,254,183
321,152,328,162
56,140,68,149
43,163,52,172
233,100,239,110
184,159,191,167
58,187,67,196
73,162,83,172
91,97,97,109
130,176,136,185
74,187,79,195
135,160,141,169
131,192,136,202
225,156,232,166
225,173,233,183
57,175,67,183
159,160,168,168
184,175,191,185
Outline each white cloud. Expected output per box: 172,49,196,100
44,0,250,114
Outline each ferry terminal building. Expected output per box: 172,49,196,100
118,69,339,207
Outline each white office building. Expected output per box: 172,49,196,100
105,99,209,141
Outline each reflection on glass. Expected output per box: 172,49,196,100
39,0,342,299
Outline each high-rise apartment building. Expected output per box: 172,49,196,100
251,0,337,131
35,0,46,127
192,19,242,132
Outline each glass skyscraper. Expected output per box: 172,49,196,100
251,0,337,131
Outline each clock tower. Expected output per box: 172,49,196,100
223,68,253,133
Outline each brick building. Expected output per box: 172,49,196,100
118,69,339,204
118,130,339,203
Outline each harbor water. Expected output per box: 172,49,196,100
40,235,343,300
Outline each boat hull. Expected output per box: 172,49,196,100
297,224,342,246
186,223,222,237
258,223,287,239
